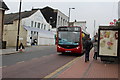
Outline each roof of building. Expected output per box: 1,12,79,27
0,0,9,10
24,26,54,38
4,9,38,24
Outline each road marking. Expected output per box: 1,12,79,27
3,66,7,68
44,56,80,78
0,66,7,68
17,61,25,64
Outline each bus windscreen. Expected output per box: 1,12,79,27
58,31,80,45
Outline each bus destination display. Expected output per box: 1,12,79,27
58,27,80,32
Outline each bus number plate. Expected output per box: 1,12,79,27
65,51,71,52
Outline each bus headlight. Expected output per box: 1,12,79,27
76,47,79,49
58,46,61,48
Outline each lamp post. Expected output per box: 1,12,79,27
16,0,22,51
49,17,53,25
68,8,75,26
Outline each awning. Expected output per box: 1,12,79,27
24,26,55,38
24,26,54,35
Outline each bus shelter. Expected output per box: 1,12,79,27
98,26,120,62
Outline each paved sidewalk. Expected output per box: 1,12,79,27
56,49,119,79
0,47,18,55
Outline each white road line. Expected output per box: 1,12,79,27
17,61,25,64
0,66,7,68
3,66,7,68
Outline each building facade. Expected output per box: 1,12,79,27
56,10,68,28
0,1,9,49
40,6,68,29
4,9,55,47
118,1,120,19
69,20,88,34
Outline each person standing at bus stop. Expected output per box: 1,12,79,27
93,35,98,60
84,37,93,62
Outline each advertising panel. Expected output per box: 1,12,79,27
99,30,118,56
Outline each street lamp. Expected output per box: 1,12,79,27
68,8,75,26
16,0,22,51
49,17,53,25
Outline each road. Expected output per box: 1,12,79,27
2,46,57,66
2,46,79,78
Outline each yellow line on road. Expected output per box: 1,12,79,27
44,56,80,78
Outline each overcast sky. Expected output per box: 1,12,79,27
4,0,119,37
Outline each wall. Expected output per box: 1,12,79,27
22,10,55,46
74,22,86,30
3,20,27,47
40,7,57,28
56,10,68,28
22,10,51,31
118,1,120,19
38,32,55,45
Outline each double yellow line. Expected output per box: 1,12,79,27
44,56,80,78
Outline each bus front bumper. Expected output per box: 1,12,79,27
57,45,82,54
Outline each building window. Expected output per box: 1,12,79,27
66,20,68,25
61,17,62,26
38,23,41,28
48,29,50,31
34,31,36,34
63,19,65,26
44,25,46,30
35,22,37,28
31,21,33,27
58,16,60,25
31,31,33,34
41,23,43,29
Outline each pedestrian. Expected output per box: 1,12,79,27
33,39,37,45
84,37,93,62
93,36,98,60
19,43,25,49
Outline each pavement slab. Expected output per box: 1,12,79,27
57,49,118,79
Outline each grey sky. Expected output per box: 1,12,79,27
4,0,119,37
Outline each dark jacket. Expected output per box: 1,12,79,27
84,40,93,51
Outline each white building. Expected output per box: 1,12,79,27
55,9,68,28
4,9,55,46
118,1,120,19
40,6,68,33
69,20,89,34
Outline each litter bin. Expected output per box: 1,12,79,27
2,41,6,49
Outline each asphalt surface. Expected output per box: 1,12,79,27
2,46,57,66
2,46,79,78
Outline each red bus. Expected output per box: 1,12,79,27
56,26,89,54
